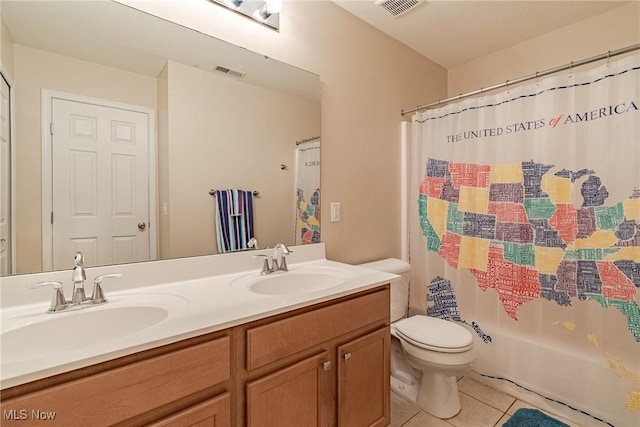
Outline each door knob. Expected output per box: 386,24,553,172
138,222,146,230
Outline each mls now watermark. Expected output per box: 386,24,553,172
3,409,57,421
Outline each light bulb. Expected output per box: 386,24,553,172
265,0,283,15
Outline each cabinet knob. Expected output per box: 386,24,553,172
322,361,331,371
343,353,352,362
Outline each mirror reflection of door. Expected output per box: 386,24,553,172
48,95,154,269
0,74,12,275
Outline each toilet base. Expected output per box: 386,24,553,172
415,370,462,419
391,374,419,403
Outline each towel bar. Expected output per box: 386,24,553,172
210,189,260,197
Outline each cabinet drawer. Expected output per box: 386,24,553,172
1,336,230,426
246,288,389,370
149,392,231,427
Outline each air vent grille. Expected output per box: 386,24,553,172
214,65,246,78
375,0,422,18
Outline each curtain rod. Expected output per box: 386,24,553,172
295,136,320,145
401,43,640,116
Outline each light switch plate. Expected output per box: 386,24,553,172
331,202,341,222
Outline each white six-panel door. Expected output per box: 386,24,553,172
51,98,151,270
0,75,11,275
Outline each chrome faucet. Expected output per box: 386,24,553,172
253,243,292,275
71,251,87,304
28,252,122,313
273,242,292,272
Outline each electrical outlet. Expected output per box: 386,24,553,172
331,202,341,222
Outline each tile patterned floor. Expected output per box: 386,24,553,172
390,377,579,427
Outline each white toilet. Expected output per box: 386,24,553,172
359,258,476,419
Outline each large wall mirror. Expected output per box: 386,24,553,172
0,0,321,276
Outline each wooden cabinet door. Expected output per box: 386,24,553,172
337,327,390,427
246,351,330,427
149,392,231,427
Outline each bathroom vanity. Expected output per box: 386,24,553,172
0,244,395,426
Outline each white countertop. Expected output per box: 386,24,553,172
0,244,397,389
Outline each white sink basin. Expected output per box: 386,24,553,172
1,293,188,364
230,266,349,295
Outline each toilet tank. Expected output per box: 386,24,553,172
358,258,411,323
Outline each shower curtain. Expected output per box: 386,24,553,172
295,139,320,245
410,56,639,426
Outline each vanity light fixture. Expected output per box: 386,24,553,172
208,0,282,30
253,0,282,21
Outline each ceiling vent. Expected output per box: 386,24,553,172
375,0,423,18
214,65,246,78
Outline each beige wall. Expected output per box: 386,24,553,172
119,0,448,264
12,44,156,273
448,2,640,96
161,60,319,258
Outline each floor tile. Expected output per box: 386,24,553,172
390,392,420,427
402,410,453,427
458,377,516,412
446,393,503,427
495,413,510,426
506,399,537,415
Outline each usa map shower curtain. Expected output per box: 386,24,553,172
410,56,639,426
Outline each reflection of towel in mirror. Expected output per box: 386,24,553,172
214,189,255,253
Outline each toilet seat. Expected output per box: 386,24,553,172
394,315,473,353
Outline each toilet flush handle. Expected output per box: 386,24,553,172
343,353,352,362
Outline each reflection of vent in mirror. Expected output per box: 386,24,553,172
375,0,423,17
214,65,246,78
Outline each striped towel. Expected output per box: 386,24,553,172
214,189,255,253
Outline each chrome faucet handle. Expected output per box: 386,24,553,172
253,254,273,275
28,281,68,313
91,273,123,304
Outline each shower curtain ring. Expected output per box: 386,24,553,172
569,61,574,78
606,50,611,66
505,80,510,94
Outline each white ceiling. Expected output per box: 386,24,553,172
333,0,631,68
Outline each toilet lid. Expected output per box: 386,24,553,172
394,315,473,352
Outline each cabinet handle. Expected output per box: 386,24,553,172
343,353,352,362
322,361,331,371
